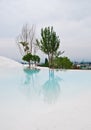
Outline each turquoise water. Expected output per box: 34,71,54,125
0,67,91,103
0,67,91,130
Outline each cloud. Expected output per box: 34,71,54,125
0,0,91,61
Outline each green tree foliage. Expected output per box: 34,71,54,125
22,53,32,68
36,26,60,67
22,53,40,68
53,57,73,69
20,42,29,53
32,55,40,66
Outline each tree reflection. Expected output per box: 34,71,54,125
41,69,61,103
21,68,61,103
23,68,40,85
20,68,40,98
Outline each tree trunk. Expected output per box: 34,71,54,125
29,61,31,68
48,54,53,68
48,54,51,68
51,53,54,67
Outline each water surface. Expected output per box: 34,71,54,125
0,67,91,130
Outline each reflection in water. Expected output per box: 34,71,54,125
23,68,40,85
41,69,61,103
20,68,40,98
20,68,61,103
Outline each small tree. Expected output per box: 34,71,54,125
32,55,40,66
22,53,40,68
16,24,40,68
22,53,32,68
17,24,36,56
36,26,60,67
53,56,73,69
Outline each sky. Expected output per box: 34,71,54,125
0,0,91,62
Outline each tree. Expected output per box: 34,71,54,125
16,24,40,68
32,55,40,66
53,56,73,69
22,53,32,68
36,26,60,67
22,53,40,68
16,24,37,56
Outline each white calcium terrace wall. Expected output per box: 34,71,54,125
0,56,22,68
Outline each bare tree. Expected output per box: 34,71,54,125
16,24,37,56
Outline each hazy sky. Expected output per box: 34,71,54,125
0,0,91,61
